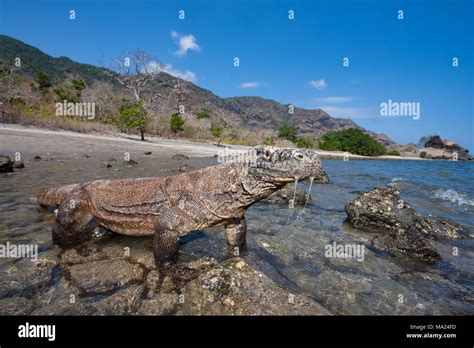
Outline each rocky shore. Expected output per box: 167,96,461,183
0,234,330,315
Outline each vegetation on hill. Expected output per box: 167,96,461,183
384,150,401,156
117,101,151,141
170,113,185,133
196,110,211,119
0,35,402,150
319,128,386,156
278,124,297,142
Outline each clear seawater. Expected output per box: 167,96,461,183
0,157,473,314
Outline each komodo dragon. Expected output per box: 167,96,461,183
37,146,327,266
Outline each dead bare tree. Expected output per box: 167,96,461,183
105,50,182,140
0,64,39,116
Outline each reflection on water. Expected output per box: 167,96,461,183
0,156,473,314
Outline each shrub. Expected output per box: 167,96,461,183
294,136,317,149
262,136,275,146
170,113,185,133
210,124,223,138
385,150,401,156
36,72,52,91
196,110,211,119
278,124,297,142
420,151,427,158
54,89,79,103
72,79,86,92
319,128,385,156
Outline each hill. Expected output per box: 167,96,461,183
0,34,401,148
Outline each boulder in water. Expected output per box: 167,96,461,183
0,155,14,172
345,187,469,262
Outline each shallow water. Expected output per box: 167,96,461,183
0,156,473,314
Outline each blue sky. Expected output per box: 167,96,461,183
1,0,472,149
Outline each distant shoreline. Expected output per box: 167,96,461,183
0,123,463,162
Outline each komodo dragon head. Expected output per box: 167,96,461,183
245,145,328,184
228,146,328,191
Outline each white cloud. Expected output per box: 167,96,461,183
146,61,197,83
315,96,354,103
309,79,326,90
171,30,200,57
240,82,265,88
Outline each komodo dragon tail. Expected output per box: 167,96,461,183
37,183,83,208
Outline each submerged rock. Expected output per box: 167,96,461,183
0,242,330,315
172,153,189,160
13,161,25,169
0,155,13,172
345,187,469,262
124,159,138,166
266,185,312,206
266,171,329,206
178,164,193,172
68,259,146,294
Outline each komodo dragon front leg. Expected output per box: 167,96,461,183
225,215,247,253
52,190,94,245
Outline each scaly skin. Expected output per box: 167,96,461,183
37,146,326,266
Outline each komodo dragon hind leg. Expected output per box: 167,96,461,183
52,191,93,245
153,209,187,267
225,215,247,254
153,227,180,268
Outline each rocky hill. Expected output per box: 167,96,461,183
0,34,401,147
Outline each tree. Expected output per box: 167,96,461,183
210,124,223,138
0,64,39,112
72,79,86,92
118,101,151,141
170,113,185,133
319,128,385,156
36,72,52,91
107,50,182,140
278,124,298,142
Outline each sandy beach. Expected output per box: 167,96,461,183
0,123,423,161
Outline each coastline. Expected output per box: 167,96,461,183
0,123,432,161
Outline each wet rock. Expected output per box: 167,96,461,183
124,159,138,166
12,161,25,169
0,259,53,299
0,155,14,172
172,153,189,160
136,293,179,315
0,297,35,315
178,164,193,172
33,155,42,160
176,257,331,315
143,151,152,155
89,284,144,315
345,188,469,262
68,259,145,294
